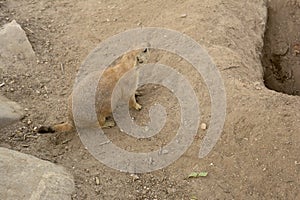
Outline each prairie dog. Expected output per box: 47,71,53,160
38,48,150,133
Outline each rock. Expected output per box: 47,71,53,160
0,20,35,63
95,176,100,185
0,95,23,129
130,174,140,181
200,123,207,130
0,147,75,200
180,14,187,18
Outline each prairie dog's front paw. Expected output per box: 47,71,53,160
102,120,116,128
135,90,143,96
134,103,142,110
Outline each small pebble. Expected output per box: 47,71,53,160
180,14,187,18
255,86,262,90
130,174,140,181
200,123,207,130
95,177,100,185
162,149,169,154
254,82,262,90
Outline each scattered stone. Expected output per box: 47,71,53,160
162,149,169,154
130,174,140,181
167,187,176,194
0,147,75,200
95,177,100,185
200,123,207,130
0,95,24,129
254,81,262,90
180,14,187,18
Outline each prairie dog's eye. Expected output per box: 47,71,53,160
143,48,148,53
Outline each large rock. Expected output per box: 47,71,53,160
0,95,23,129
0,147,75,200
0,21,35,128
0,20,35,62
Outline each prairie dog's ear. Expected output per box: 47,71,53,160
143,47,151,58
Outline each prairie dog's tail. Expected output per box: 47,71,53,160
38,122,74,134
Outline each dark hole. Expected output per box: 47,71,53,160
261,0,300,96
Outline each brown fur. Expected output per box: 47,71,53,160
38,49,149,133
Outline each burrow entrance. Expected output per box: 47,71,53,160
262,0,300,96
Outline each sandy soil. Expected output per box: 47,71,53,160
0,0,299,199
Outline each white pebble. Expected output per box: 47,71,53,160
180,14,187,18
200,123,207,130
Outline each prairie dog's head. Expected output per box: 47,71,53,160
135,48,150,65
118,48,150,68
